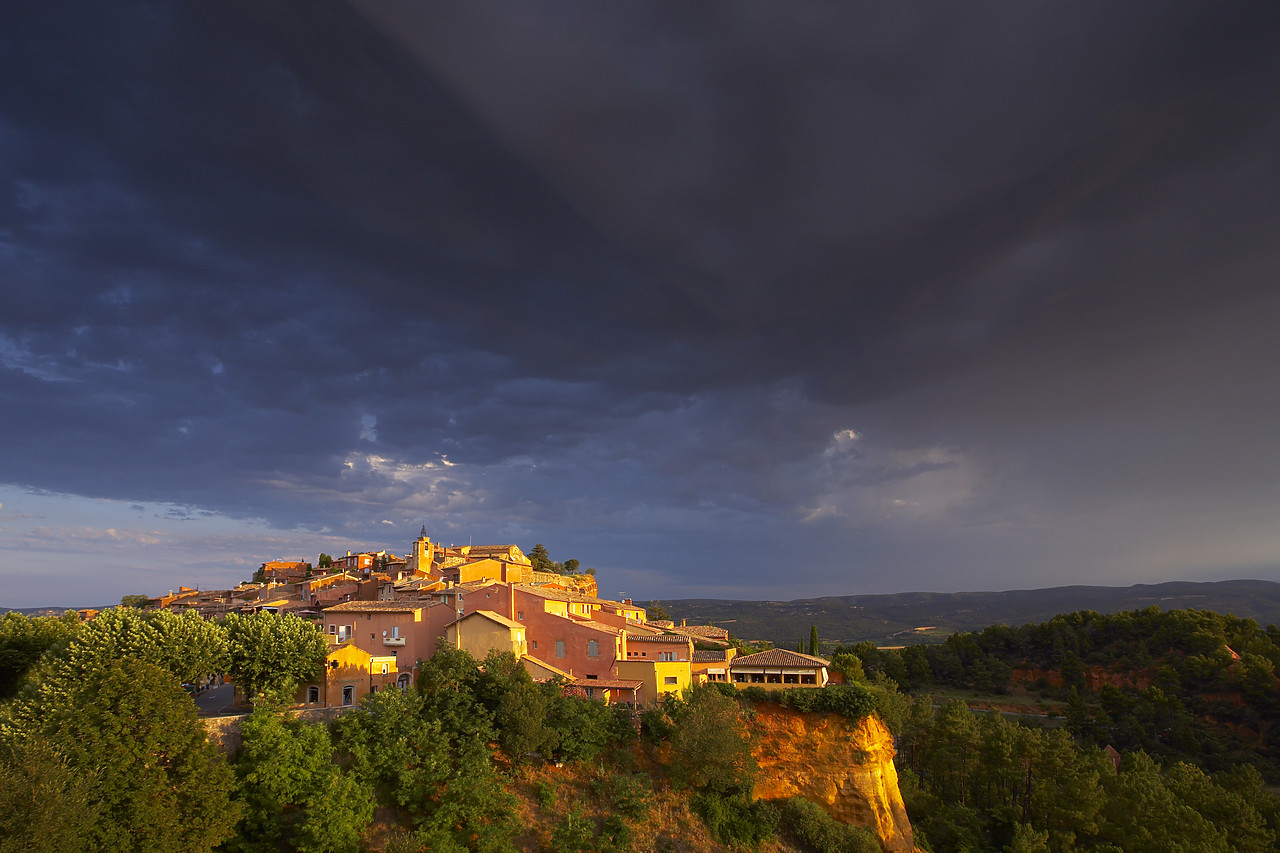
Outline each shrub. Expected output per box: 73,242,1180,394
536,780,557,811
550,803,595,853
608,774,653,820
691,791,778,847
780,796,880,853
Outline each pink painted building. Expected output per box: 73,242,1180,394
323,601,433,683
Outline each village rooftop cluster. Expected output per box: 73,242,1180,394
131,528,834,709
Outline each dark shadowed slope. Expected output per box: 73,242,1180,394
660,580,1280,647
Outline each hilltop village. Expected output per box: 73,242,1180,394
136,528,833,709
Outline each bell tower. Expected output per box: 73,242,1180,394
411,524,435,577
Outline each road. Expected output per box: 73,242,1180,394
193,681,239,717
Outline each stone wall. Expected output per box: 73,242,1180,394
202,706,352,753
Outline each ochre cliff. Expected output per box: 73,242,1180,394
750,705,920,853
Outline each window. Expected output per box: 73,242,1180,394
307,686,319,703
370,685,376,694
659,652,675,662
381,663,389,674
531,640,538,650
555,640,565,658
783,673,799,684
586,674,598,680
663,676,678,686
328,625,336,634
518,611,524,621
397,674,409,690
750,673,765,683
733,673,747,683
342,686,354,706
587,640,599,658
801,674,817,684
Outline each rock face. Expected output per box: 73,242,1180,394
750,704,920,853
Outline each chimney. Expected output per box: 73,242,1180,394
681,618,687,627
624,598,632,606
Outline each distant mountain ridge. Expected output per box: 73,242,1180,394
659,579,1280,647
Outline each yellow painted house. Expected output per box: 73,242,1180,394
296,641,403,709
728,649,830,690
445,609,529,659
617,657,691,708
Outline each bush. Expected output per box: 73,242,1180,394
640,707,674,745
780,796,880,853
536,780,557,811
607,774,653,820
691,791,779,847
550,803,595,853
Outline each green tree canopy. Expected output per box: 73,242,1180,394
0,610,80,699
668,685,757,794
4,658,240,852
222,611,328,702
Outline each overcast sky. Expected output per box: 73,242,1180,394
3,1,1279,607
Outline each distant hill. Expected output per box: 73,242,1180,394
657,579,1280,647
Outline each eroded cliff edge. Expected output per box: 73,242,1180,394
751,704,920,853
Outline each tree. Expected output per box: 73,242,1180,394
0,741,99,853
830,652,865,683
809,625,820,656
318,553,333,569
412,646,517,847
647,601,670,622
119,593,151,608
668,686,757,794
232,703,373,853
6,658,240,852
223,611,328,702
330,688,449,809
563,558,579,574
0,610,80,699
473,651,556,762
149,608,229,684
528,543,553,573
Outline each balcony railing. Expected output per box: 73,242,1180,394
382,636,406,647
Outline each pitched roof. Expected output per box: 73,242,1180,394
572,678,643,691
730,649,830,668
625,633,692,644
693,650,728,662
520,654,573,681
324,600,424,613
675,625,729,639
450,609,523,630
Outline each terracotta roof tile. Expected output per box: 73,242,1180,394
730,649,830,668
324,600,425,613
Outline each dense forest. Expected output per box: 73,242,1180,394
2,605,1278,851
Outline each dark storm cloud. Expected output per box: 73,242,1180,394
2,0,1279,597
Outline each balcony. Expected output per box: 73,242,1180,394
382,636,406,647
